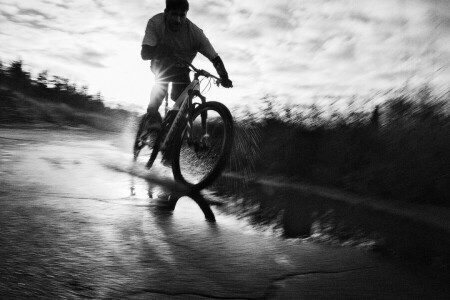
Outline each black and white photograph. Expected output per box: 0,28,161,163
1,0,449,298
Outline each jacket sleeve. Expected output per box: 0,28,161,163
195,27,218,61
141,45,158,60
212,56,229,79
142,18,158,47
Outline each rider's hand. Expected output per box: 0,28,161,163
220,77,233,88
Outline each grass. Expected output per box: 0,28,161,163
0,86,134,132
222,87,450,207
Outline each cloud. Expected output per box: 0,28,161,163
76,49,108,68
49,47,108,68
1,0,449,109
92,0,118,17
42,0,69,10
18,8,53,19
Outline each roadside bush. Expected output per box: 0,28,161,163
233,89,450,206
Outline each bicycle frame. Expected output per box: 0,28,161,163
160,74,207,151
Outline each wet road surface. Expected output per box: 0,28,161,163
0,128,449,299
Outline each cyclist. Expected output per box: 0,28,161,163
141,0,233,131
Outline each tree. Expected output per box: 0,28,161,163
0,59,4,81
7,60,31,89
80,85,89,96
36,70,49,89
95,92,103,102
66,82,77,95
91,92,105,111
50,75,69,92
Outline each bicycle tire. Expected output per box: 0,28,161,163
133,115,160,169
172,101,234,190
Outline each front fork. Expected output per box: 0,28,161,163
187,90,208,148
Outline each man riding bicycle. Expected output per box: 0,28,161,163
141,0,233,131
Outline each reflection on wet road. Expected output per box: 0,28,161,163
1,128,448,299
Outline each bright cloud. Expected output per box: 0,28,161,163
0,0,449,111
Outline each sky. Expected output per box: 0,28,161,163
1,0,449,112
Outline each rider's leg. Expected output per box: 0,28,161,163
146,81,168,131
145,70,189,130
159,71,190,166
170,72,191,101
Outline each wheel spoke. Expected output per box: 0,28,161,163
172,102,233,189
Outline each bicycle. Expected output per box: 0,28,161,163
133,62,234,191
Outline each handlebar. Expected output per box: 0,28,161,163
173,58,225,87
187,62,222,85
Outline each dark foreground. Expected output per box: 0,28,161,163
0,127,448,299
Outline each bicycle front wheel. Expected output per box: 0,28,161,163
172,101,234,190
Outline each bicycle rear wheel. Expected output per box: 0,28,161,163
133,115,160,169
172,101,234,190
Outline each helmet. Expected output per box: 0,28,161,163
166,0,189,11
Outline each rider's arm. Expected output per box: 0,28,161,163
142,16,159,60
141,45,157,60
192,26,232,88
212,56,228,80
141,15,174,61
211,56,232,88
